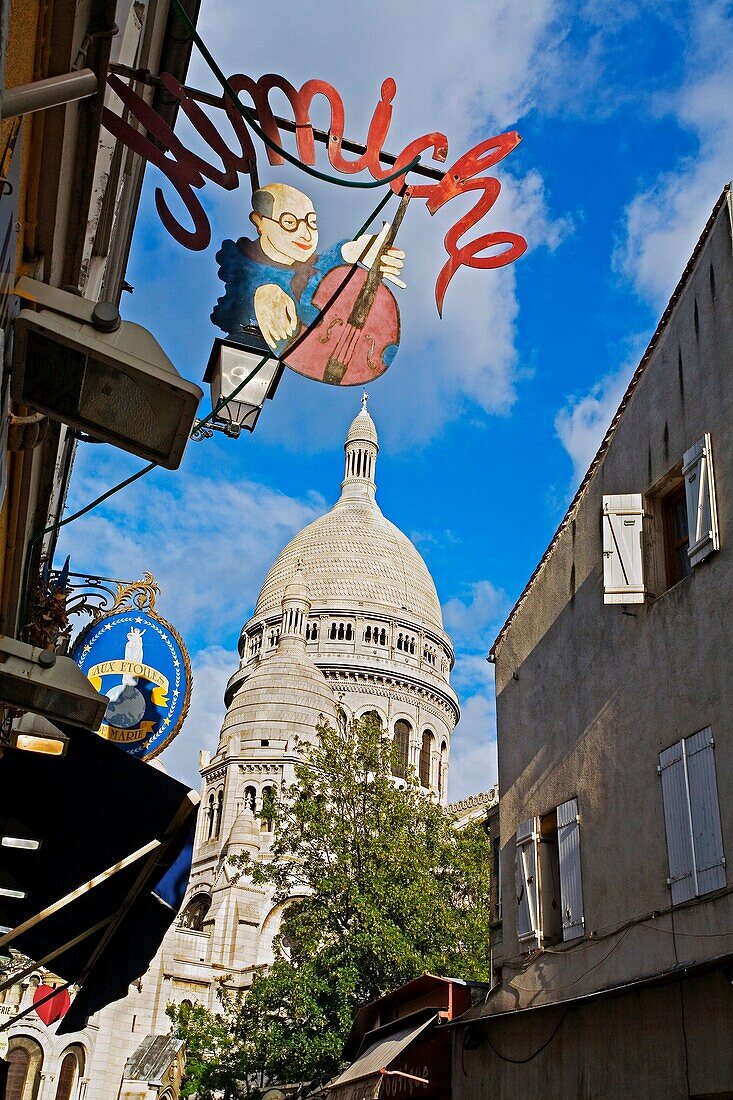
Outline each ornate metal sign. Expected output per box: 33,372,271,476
71,574,192,761
102,72,527,317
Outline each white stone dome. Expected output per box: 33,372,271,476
252,397,443,631
253,502,443,630
220,647,338,747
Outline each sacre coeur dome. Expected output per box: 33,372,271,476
253,398,443,630
253,507,442,630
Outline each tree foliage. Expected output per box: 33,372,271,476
169,712,491,1094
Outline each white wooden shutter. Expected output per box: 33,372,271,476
602,495,645,603
685,727,726,895
557,798,584,941
659,740,697,904
516,818,541,950
683,434,719,567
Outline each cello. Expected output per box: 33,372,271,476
284,190,411,386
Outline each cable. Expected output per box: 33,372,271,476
510,926,633,994
502,882,733,971
169,0,421,190
479,1008,569,1065
18,179,402,634
671,908,692,1096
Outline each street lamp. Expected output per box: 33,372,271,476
10,712,69,757
201,329,282,439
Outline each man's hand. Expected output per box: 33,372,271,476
254,284,299,349
342,222,407,289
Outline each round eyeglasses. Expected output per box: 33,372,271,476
265,211,318,233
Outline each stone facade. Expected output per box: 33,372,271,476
3,398,460,1099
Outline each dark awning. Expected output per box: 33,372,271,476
0,720,198,1033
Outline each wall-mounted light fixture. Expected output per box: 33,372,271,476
12,278,203,469
0,635,107,732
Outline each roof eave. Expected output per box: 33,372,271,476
489,182,732,664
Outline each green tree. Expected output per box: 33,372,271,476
166,999,251,1099
170,712,492,1095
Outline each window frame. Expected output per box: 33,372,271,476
662,480,692,589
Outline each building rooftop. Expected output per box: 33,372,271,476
490,183,731,661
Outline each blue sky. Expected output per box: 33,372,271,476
60,0,733,798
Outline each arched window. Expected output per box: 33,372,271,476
330,622,337,640
244,786,256,812
337,622,345,640
396,634,403,651
6,1038,43,1100
438,741,448,799
364,626,372,643
312,622,318,640
55,1048,84,1100
214,789,224,838
345,624,353,641
410,639,415,655
206,793,215,840
380,628,386,645
392,720,411,780
419,730,434,788
179,893,211,931
360,709,383,732
5,1048,30,1100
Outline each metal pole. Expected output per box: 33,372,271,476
1,70,98,120
108,63,446,183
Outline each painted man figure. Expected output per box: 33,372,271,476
211,182,406,356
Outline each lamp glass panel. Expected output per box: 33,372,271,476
15,733,66,755
215,346,276,424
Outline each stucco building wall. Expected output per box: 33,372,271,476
456,187,733,1097
493,188,733,998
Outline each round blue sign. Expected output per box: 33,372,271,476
72,607,192,760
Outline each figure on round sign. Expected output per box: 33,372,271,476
211,182,408,386
105,627,147,729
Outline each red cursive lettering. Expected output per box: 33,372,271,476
101,72,527,310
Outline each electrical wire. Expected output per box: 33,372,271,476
509,925,633,994
18,177,404,633
501,882,733,972
168,0,421,190
478,1008,569,1065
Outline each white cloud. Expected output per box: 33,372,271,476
554,367,628,487
554,332,649,489
443,579,507,800
134,0,572,452
451,653,493,696
448,691,498,802
443,579,510,647
58,448,326,646
157,644,237,787
615,1,733,308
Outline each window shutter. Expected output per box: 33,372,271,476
602,495,645,603
516,817,541,950
683,434,719,567
659,740,697,904
685,727,726,895
557,798,585,941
